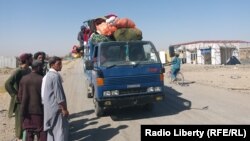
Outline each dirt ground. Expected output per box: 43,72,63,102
179,64,250,94
0,61,249,140
0,67,16,141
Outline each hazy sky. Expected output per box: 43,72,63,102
0,0,250,57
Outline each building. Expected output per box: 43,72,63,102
170,40,250,65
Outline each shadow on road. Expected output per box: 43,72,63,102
69,109,128,141
70,123,128,141
110,85,192,121
168,80,196,87
69,109,94,119
180,80,196,86
70,117,98,133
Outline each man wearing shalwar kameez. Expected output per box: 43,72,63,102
5,53,33,140
42,56,69,141
18,60,47,141
171,53,181,81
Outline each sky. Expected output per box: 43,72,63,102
0,0,250,57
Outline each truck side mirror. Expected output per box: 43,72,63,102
85,60,94,70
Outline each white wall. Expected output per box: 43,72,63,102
0,56,17,68
197,49,203,64
186,51,191,64
159,51,166,64
211,44,221,65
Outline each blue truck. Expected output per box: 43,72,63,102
84,40,165,116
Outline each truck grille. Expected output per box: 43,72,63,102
119,87,147,95
104,75,159,85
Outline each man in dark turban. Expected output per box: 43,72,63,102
18,60,47,141
34,51,48,76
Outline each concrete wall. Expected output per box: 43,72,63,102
186,51,192,64
211,48,217,65
212,44,221,65
197,49,203,64
0,56,17,68
239,48,250,64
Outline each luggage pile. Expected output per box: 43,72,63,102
71,45,83,58
82,14,143,45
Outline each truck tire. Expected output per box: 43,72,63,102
87,93,93,98
95,101,104,117
87,85,94,98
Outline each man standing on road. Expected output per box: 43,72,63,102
5,53,33,140
34,51,48,76
18,60,47,141
42,56,69,141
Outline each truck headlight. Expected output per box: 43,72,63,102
111,90,119,95
154,87,162,92
147,87,154,92
147,87,161,93
103,91,111,96
103,90,119,96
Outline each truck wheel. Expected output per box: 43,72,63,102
95,101,104,117
87,93,92,98
87,85,94,98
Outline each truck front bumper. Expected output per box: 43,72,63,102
96,93,165,108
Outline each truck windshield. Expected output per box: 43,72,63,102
99,42,161,67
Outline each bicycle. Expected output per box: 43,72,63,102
166,70,184,85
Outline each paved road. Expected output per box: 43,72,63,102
63,59,250,141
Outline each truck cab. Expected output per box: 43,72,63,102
84,40,165,116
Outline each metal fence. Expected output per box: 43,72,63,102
0,56,18,68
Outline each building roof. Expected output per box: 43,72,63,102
172,40,250,46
